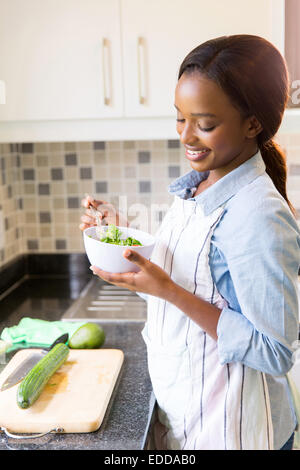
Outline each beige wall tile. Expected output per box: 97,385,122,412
123,141,135,149
167,151,181,163
94,165,107,178
79,181,93,194
5,244,19,260
40,239,53,251
24,226,38,237
66,223,80,236
289,134,300,147
123,151,137,164
35,143,48,152
107,150,122,165
287,148,300,162
25,212,37,223
40,226,52,237
65,167,78,180
124,181,138,194
152,179,169,193
38,198,51,210
2,198,15,213
107,141,121,150
138,165,151,177
1,137,300,271
152,140,165,149
49,154,65,166
93,151,107,164
36,155,49,167
136,140,151,149
78,152,92,165
0,143,11,153
53,212,67,224
22,155,35,167
151,149,168,162
78,142,92,151
69,237,84,251
67,182,80,194
52,182,66,195
68,211,81,223
108,165,122,178
49,142,63,152
37,168,51,181
23,198,37,210
64,142,76,151
151,165,167,178
53,198,65,209
53,225,66,237
109,180,123,193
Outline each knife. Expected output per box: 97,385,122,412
0,333,69,391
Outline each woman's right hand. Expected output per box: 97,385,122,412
79,194,129,231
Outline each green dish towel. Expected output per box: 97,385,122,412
0,317,86,348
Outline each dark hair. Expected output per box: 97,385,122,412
178,34,296,216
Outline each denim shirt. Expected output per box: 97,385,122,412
167,150,300,449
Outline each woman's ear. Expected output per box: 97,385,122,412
245,115,263,138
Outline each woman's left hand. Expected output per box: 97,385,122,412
90,249,175,300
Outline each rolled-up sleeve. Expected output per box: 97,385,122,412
214,198,300,377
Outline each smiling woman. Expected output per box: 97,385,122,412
174,73,259,186
81,34,300,451
175,35,295,212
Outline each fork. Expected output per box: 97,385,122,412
84,193,106,238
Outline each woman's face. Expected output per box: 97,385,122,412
175,71,259,179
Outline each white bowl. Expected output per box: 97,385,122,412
83,226,156,273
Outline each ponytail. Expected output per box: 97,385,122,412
258,140,296,217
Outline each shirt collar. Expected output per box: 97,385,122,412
168,150,266,215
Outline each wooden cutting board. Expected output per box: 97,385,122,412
0,348,124,434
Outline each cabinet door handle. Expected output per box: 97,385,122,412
137,37,146,105
102,38,112,106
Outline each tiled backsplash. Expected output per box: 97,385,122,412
0,135,299,269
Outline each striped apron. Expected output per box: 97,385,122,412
142,195,274,450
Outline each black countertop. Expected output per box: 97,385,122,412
0,275,90,329
0,275,154,450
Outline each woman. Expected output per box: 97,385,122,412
80,35,300,450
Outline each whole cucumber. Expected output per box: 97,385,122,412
17,343,69,409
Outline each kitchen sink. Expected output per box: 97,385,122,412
62,277,147,322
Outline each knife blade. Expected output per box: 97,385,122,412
0,332,69,391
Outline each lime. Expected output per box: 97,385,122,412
69,322,105,349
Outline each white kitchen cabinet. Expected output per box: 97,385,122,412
0,0,288,141
121,0,275,118
0,0,123,120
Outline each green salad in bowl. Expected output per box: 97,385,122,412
84,224,155,272
96,224,143,246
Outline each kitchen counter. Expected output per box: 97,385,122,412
0,276,91,330
0,276,154,450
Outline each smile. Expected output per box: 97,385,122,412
185,147,211,161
